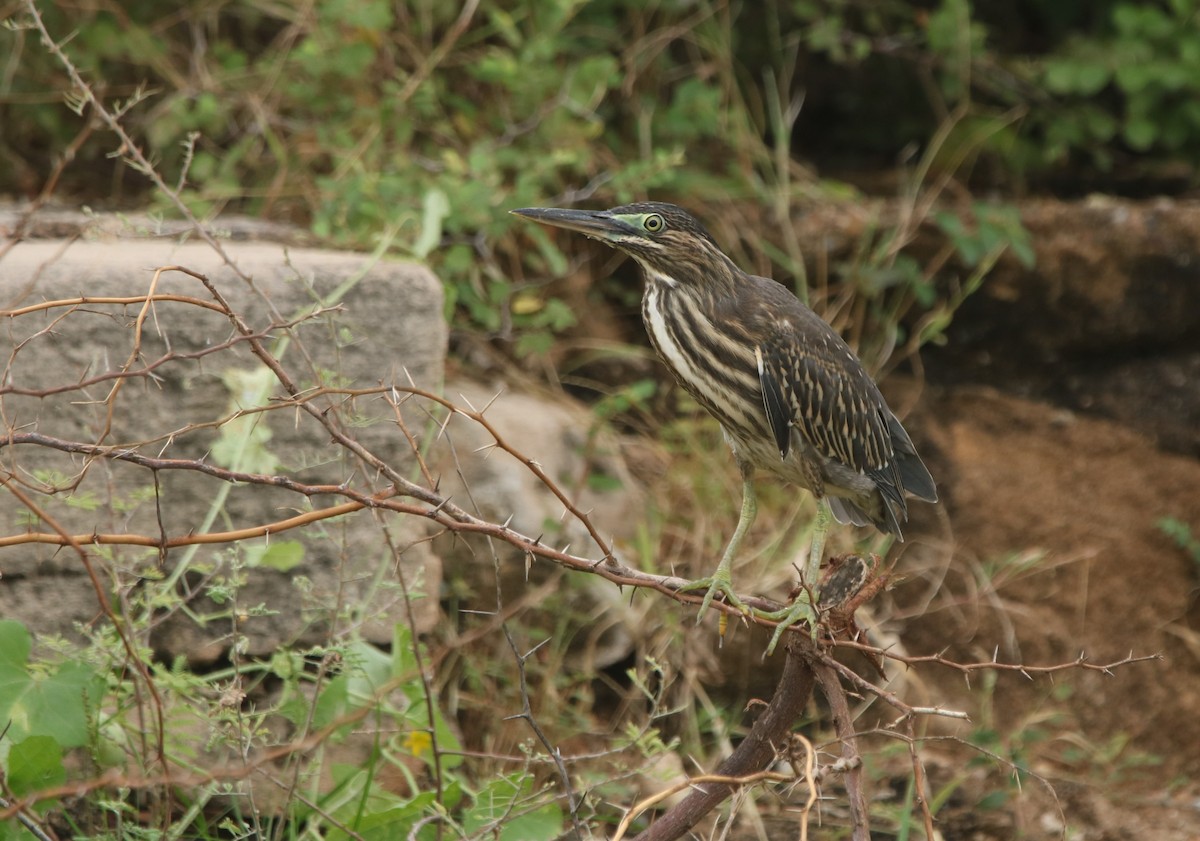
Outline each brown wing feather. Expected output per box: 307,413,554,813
756,345,792,459
758,312,894,475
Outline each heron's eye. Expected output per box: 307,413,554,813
643,213,665,233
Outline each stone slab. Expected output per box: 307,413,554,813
0,238,446,657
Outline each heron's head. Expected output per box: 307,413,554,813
511,201,733,288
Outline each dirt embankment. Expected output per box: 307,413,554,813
900,198,1200,839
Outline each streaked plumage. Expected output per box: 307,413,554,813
512,201,937,647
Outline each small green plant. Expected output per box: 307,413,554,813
1158,517,1200,570
0,615,566,840
0,620,103,821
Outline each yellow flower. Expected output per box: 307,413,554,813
403,730,433,757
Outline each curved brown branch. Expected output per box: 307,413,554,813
3,333,268,399
0,427,776,620
0,496,377,549
813,661,870,840
0,306,339,398
628,639,817,841
0,293,227,319
386,383,619,564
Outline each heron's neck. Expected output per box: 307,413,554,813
634,250,742,303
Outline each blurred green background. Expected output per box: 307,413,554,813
5,0,1197,366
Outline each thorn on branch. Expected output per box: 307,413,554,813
459,392,480,414
426,497,453,519
478,390,503,416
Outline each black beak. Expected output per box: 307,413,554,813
510,207,634,241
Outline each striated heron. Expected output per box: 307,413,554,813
512,202,937,652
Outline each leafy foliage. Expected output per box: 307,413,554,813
1,0,1048,365
0,615,565,839
1039,0,1200,168
0,621,102,753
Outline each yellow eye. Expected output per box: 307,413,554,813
643,213,665,233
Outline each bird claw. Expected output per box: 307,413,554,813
756,591,820,656
679,573,749,624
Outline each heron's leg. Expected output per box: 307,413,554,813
756,497,831,655
680,462,756,622
805,497,831,587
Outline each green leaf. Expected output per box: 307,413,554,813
537,297,577,331
0,621,31,670
345,640,394,701
463,774,560,840
515,331,555,357
392,622,418,681
348,794,436,837
0,640,100,748
498,803,562,841
413,188,450,259
1123,116,1159,150
1158,516,1200,563
976,789,1010,810
586,472,624,493
244,540,306,572
212,367,280,474
568,55,618,104
312,675,352,730
1044,59,1111,95
1114,62,1158,94
7,735,66,799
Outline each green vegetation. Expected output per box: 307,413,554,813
1159,516,1200,570
0,618,565,840
1,0,1194,837
16,0,1188,362
1040,0,1200,168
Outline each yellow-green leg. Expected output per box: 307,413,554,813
680,463,756,621
804,497,830,585
758,498,831,655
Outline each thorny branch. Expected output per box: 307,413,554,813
1,275,1161,840
4,291,1168,671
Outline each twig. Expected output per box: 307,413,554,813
0,796,54,841
813,662,870,840
613,770,794,840
832,639,1163,676
502,631,583,841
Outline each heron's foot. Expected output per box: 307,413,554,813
756,590,820,656
679,570,749,624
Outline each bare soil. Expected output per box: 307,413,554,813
889,386,1200,839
